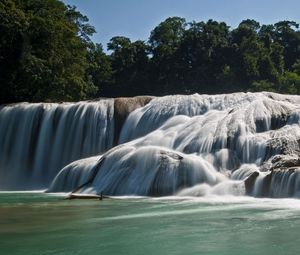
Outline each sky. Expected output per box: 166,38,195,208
63,0,300,50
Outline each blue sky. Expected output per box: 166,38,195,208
63,0,300,50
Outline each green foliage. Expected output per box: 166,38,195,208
178,20,230,93
280,72,300,94
99,16,300,97
148,17,187,94
273,21,300,69
292,59,300,75
107,37,150,96
2,2,300,102
251,80,276,92
0,0,95,103
86,43,112,96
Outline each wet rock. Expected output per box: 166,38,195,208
260,172,273,197
113,96,154,145
268,154,300,171
244,171,259,195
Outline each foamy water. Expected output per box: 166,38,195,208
2,92,300,198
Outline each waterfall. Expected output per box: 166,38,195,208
48,156,101,193
250,169,300,198
48,92,300,197
2,92,300,197
49,145,227,196
0,100,114,190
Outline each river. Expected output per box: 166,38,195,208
1,192,300,255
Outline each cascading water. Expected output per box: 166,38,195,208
2,92,300,197
46,92,300,197
48,145,227,195
0,100,114,190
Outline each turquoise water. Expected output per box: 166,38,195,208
1,193,300,255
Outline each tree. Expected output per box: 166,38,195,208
86,43,112,97
273,21,300,69
179,20,230,93
149,17,187,94
0,0,95,103
107,36,150,96
0,0,27,103
292,59,300,75
3,9,300,100
230,21,263,88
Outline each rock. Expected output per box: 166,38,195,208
113,96,154,145
260,172,273,197
244,171,259,195
270,154,300,170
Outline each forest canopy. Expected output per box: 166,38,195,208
1,0,300,103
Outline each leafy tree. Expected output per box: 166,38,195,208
230,21,263,88
2,6,300,100
0,0,27,103
107,36,150,96
179,20,230,93
281,72,300,94
149,17,187,94
273,21,300,69
86,43,112,97
292,59,300,75
251,80,276,92
0,0,95,103
240,19,260,31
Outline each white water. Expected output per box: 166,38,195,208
48,156,101,192
2,92,300,197
52,145,227,195
268,170,300,198
0,100,114,189
49,92,300,197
